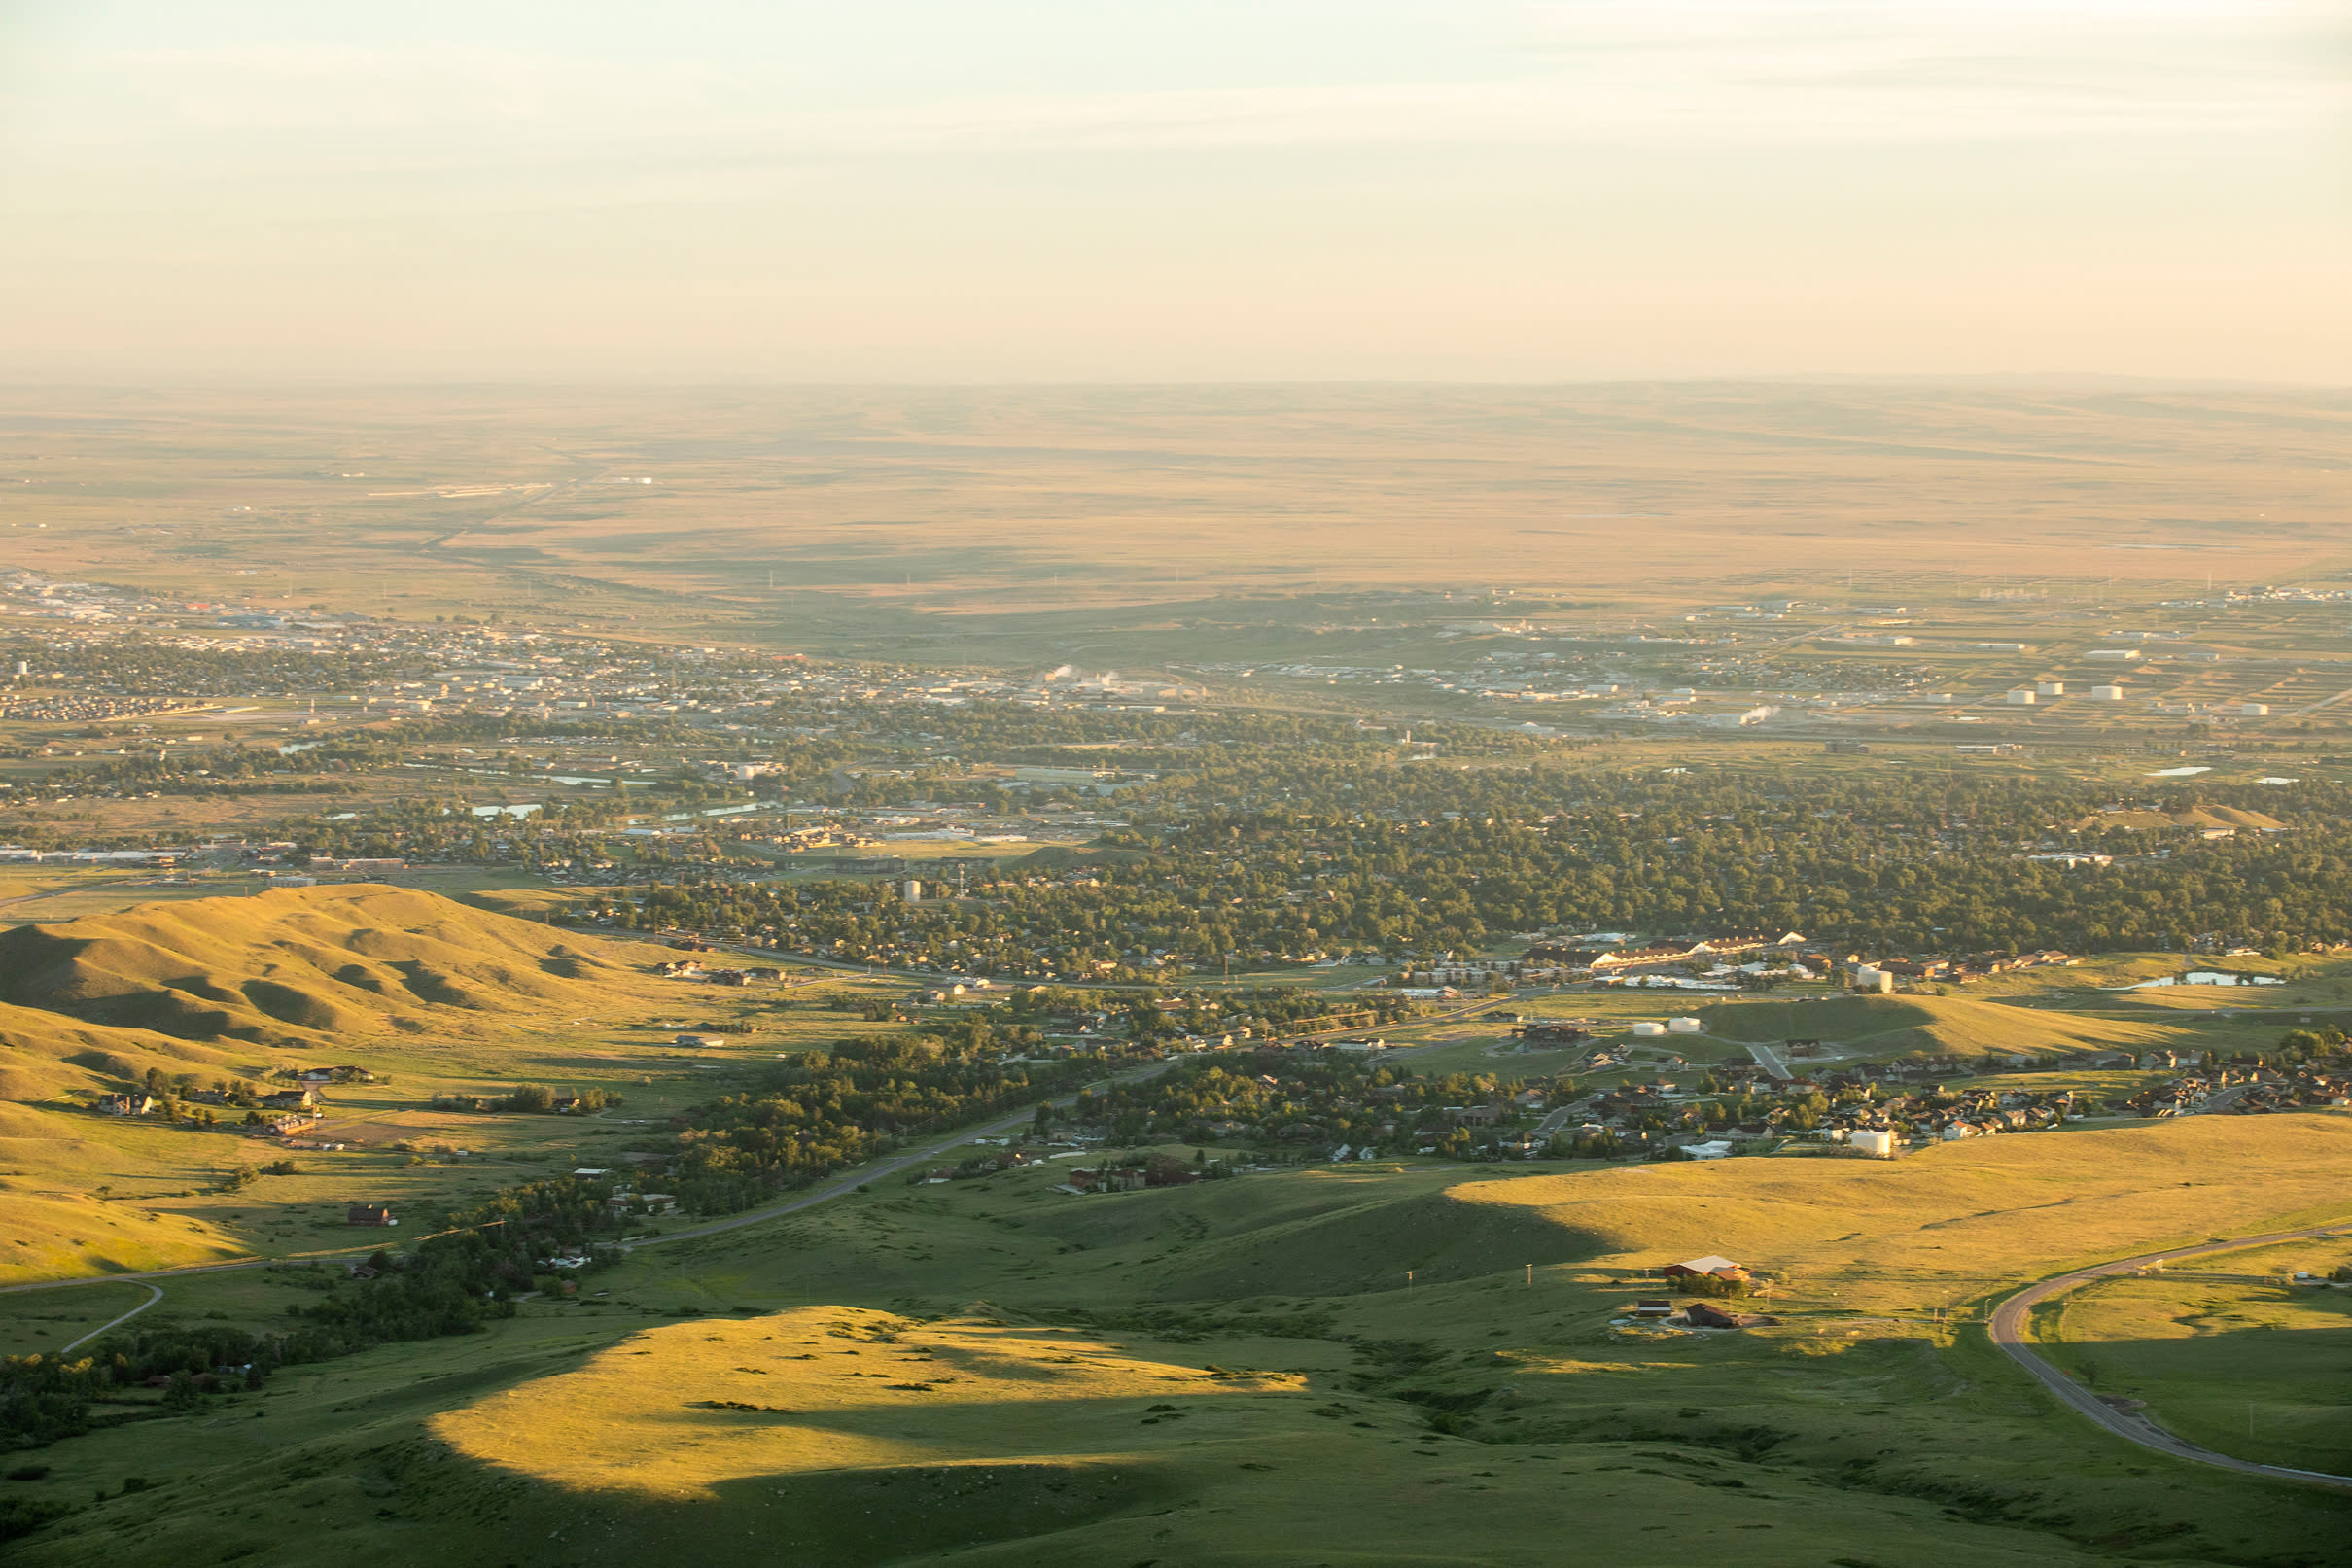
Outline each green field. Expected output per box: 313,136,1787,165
2029,1239,2352,1478
7,1115,2352,1564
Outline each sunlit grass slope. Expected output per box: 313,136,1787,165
1449,1116,2352,1312
1695,992,2192,1060
434,1304,1306,1500
0,884,805,1283
0,884,666,1051
413,1306,2113,1568
0,995,257,1104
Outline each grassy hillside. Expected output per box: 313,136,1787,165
0,998,255,1105
0,884,666,1053
0,885,926,1284
1693,992,2193,1061
1446,1116,2352,1309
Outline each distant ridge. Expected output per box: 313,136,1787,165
0,885,653,1097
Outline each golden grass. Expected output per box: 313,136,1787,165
1693,991,2187,1059
0,884,669,1049
1451,1113,2352,1311
0,883,924,1282
0,1188,244,1281
432,1305,1305,1503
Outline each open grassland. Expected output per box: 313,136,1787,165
0,1280,155,1359
10,1115,2352,1565
0,884,685,1056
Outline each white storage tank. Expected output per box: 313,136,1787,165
2036,680,2064,697
1630,1021,1667,1037
2090,684,2126,701
1851,1128,1896,1158
2242,702,2270,717
2005,689,2036,705
1852,965,1895,993
1667,1016,1701,1034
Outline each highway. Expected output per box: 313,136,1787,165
1987,1224,2352,1493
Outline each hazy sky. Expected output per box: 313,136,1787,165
2,1,2345,381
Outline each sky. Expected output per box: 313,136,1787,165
1,1,2345,382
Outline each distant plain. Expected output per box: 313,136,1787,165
5,384,2348,655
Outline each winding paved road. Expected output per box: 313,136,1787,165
1987,1223,2352,1493
59,1282,162,1353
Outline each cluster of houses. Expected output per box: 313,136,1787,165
1858,950,2077,984
97,1077,334,1137
653,955,786,984
2125,1058,2352,1118
1506,932,2101,998
916,1148,1046,1184
568,1161,679,1219
1524,930,1808,973
1558,1060,2113,1156
1057,1155,1211,1193
1624,1256,1782,1329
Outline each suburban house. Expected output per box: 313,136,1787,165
1661,1254,1747,1281
346,1203,398,1227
